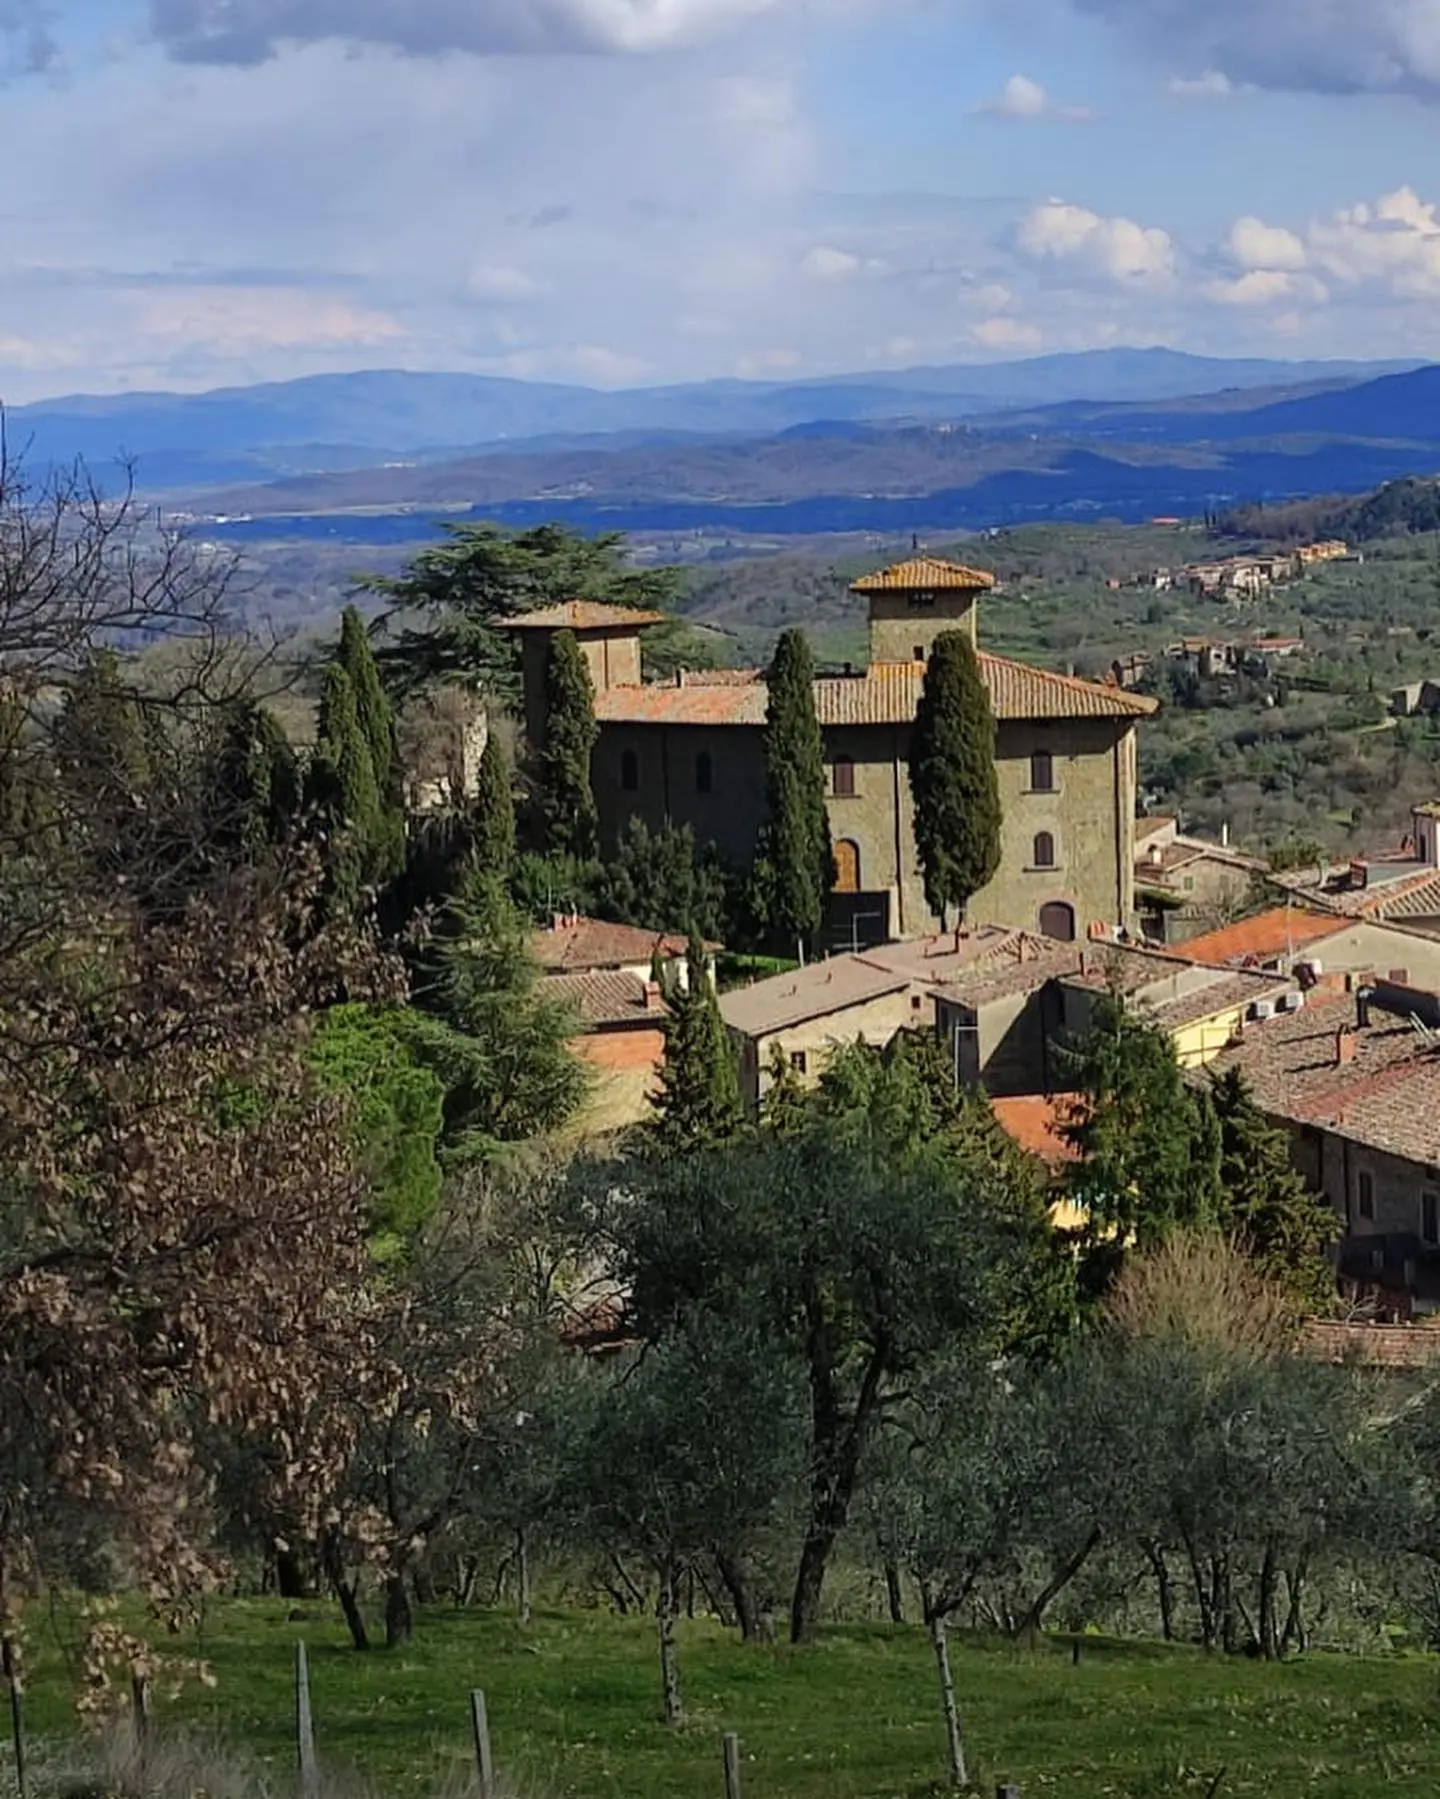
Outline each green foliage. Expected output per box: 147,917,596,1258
508,848,603,923
1061,994,1223,1254
909,630,1002,925
367,521,684,700
750,629,832,952
52,647,154,858
306,1003,446,1257
596,817,730,940
1210,1066,1340,1312
308,664,383,908
649,935,743,1152
210,701,301,858
337,605,397,798
471,732,516,874
406,868,587,1161
536,629,600,862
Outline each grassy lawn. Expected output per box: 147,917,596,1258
12,1602,1440,1799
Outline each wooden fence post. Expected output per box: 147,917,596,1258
470,1689,494,1799
294,1642,318,1799
722,1732,742,1799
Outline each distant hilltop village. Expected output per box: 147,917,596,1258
1112,537,1355,601
505,556,1155,946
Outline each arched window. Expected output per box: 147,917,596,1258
1030,750,1055,793
1032,831,1056,869
1039,900,1076,943
621,749,639,792
832,756,856,798
695,751,713,794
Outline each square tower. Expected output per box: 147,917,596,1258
851,556,995,666
497,600,664,748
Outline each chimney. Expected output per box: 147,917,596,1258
675,668,687,688
643,980,663,1012
1336,1027,1358,1066
1221,821,1230,848
1349,858,1369,891
551,911,567,934
1357,988,1373,1030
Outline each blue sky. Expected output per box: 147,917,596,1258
5,0,1440,397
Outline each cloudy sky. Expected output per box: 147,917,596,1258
6,0,1440,398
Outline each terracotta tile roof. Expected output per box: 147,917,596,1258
533,915,689,973
545,970,667,1029
1135,816,1175,844
1207,991,1440,1166
1140,970,1292,1034
851,557,996,593
719,959,912,1038
1177,908,1346,968
991,1094,1082,1167
593,655,1156,728
497,601,667,631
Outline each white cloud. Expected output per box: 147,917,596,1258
800,244,888,280
495,342,652,383
734,345,801,375
1227,216,1308,272
1076,0,1440,100
147,0,800,63
467,264,548,301
960,281,1016,311
1018,199,1176,283
974,74,1093,121
131,285,406,351
1167,69,1232,98
969,316,1044,351
1310,186,1440,294
1204,269,1328,307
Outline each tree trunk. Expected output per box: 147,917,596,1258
322,1537,370,1652
1144,1542,1175,1643
657,1564,684,1726
275,1547,314,1600
1013,1528,1101,1640
1257,1539,1280,1662
516,1529,533,1628
384,1573,414,1649
885,1562,906,1626
1281,1555,1309,1657
927,1606,968,1789
715,1550,762,1643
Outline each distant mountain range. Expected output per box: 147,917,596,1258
3,348,1420,493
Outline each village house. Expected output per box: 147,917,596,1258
1134,816,1269,943
502,559,1157,946
1271,804,1440,936
1208,982,1440,1317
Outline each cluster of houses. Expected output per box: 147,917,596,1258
1108,634,1305,691
1117,540,1353,602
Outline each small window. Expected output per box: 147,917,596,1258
1032,831,1056,870
907,591,937,611
695,750,713,795
833,756,856,798
1425,1192,1439,1246
910,994,924,1012
1183,876,1196,893
621,748,639,792
1030,750,1055,793
913,644,927,662
1358,1170,1375,1220
789,1051,808,1074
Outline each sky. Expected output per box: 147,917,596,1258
6,0,1440,398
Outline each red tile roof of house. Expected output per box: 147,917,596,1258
850,557,997,593
991,1094,1082,1167
533,915,689,973
1176,908,1345,967
497,601,668,631
592,654,1156,728
545,970,668,1029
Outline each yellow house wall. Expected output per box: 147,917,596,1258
733,985,933,1109
593,713,1140,941
867,591,978,662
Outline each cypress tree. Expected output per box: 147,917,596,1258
908,630,1002,927
472,731,516,874
752,629,832,953
336,604,404,879
651,934,744,1151
537,629,600,860
309,664,383,908
212,702,300,857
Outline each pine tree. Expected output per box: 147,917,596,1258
752,630,832,953
536,629,600,860
908,630,1002,927
1211,1066,1339,1312
471,731,516,874
651,934,744,1151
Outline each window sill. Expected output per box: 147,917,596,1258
1026,865,1063,875
830,792,860,801
1025,787,1059,797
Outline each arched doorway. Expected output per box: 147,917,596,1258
833,839,861,894
1039,900,1076,942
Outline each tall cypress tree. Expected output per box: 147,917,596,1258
752,629,832,953
651,934,743,1151
908,630,1002,927
212,701,300,858
472,731,516,874
537,629,599,860
309,664,383,909
336,604,404,879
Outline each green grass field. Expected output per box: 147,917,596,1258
13,1602,1440,1799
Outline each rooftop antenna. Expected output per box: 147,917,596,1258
911,532,920,553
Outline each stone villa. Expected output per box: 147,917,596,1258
502,557,1156,943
